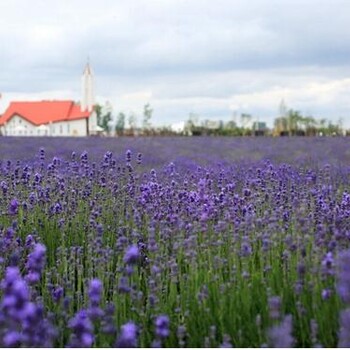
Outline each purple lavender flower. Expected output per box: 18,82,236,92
137,152,142,164
123,245,140,265
8,198,19,215
80,151,88,163
321,252,335,276
101,303,116,335
39,147,45,161
155,314,170,339
26,243,46,283
87,278,104,320
1,180,8,195
338,308,350,347
177,325,186,346
1,266,56,347
220,334,233,348
1,267,29,319
3,331,21,347
126,149,132,163
116,321,138,347
25,234,34,248
268,315,294,348
337,250,350,303
151,339,162,348
88,278,103,305
321,288,332,300
52,286,64,303
268,296,281,320
68,310,94,347
118,276,131,294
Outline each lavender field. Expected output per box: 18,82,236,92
1,136,350,347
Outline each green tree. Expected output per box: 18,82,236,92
115,112,125,136
94,103,112,133
302,116,317,136
287,109,304,135
142,103,153,132
94,104,103,127
101,112,112,133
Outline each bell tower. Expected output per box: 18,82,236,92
81,59,94,112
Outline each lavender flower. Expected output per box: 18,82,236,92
118,276,131,294
3,331,21,347
39,147,45,161
26,243,46,283
123,245,140,265
68,310,94,347
52,286,64,303
337,250,350,303
1,266,55,347
177,325,186,346
87,278,103,320
137,152,142,164
88,278,103,305
268,296,281,320
101,303,116,335
268,315,294,348
322,251,335,276
8,198,19,215
126,149,132,163
116,321,138,347
322,288,332,300
1,267,29,320
220,334,233,348
155,314,170,339
338,308,350,347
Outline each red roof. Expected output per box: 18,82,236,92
0,100,92,126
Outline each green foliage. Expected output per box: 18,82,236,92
94,103,112,133
143,103,153,131
115,112,126,135
274,109,344,136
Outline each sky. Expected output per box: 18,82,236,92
1,0,350,128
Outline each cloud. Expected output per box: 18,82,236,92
1,0,350,128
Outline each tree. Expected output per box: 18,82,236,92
101,112,112,134
94,104,103,127
142,103,153,132
128,113,137,136
302,116,317,136
287,109,304,135
94,103,112,133
115,112,125,136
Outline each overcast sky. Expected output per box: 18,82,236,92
1,0,350,128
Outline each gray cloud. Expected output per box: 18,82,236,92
1,0,350,127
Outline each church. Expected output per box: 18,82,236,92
0,63,100,137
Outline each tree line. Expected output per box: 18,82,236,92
94,102,347,137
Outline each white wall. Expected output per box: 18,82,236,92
1,114,89,137
49,119,87,137
4,115,38,136
88,111,98,135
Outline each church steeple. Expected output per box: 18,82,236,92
81,59,94,112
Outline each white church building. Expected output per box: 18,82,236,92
0,63,100,137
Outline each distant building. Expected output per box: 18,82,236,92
0,62,100,137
